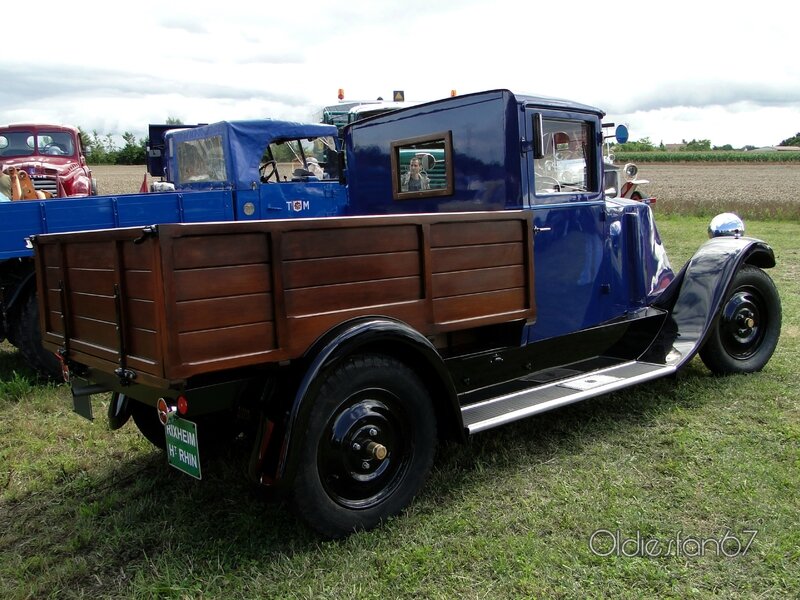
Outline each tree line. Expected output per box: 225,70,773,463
617,133,800,153
77,118,184,165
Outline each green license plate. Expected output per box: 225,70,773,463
165,414,201,479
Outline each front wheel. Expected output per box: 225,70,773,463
291,354,437,538
700,266,781,374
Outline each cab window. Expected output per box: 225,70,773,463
260,136,338,183
391,131,453,200
534,119,594,194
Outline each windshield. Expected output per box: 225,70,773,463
0,130,76,158
0,130,75,156
260,136,338,182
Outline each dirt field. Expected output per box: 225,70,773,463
636,163,800,217
93,163,800,218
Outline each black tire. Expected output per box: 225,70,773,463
16,292,63,380
700,266,781,375
130,401,167,450
291,354,437,538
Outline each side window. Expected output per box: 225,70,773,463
534,119,594,194
261,136,338,183
391,131,453,200
177,136,227,183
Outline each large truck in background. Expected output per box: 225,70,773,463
32,89,781,538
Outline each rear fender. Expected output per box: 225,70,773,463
645,236,776,366
252,317,461,490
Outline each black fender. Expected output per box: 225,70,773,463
3,265,36,313
259,317,463,490
645,236,776,366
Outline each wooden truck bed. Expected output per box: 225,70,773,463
34,212,536,387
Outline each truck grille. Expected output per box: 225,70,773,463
32,176,58,195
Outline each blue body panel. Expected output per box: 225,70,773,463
346,89,676,343
0,191,235,260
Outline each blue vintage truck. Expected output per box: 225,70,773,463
1,119,346,377
31,89,781,538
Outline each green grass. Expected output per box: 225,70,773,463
1,217,798,599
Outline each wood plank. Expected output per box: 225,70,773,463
281,225,420,260
178,321,277,364
175,293,274,333
433,288,528,324
285,277,422,316
123,270,156,300
46,310,64,335
121,240,155,270
70,316,118,351
283,251,421,289
431,220,524,247
126,328,160,367
173,263,272,301
64,268,115,295
284,301,428,353
431,243,523,272
432,265,525,298
126,298,158,331
172,233,271,269
68,292,115,321
64,242,115,269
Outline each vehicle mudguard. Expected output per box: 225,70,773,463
3,267,36,313
644,236,776,367
259,317,463,489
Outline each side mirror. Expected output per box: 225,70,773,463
615,125,629,144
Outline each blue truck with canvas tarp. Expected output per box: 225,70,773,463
1,119,346,377
28,89,782,539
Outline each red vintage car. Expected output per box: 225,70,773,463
0,123,96,197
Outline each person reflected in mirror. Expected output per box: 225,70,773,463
400,156,430,192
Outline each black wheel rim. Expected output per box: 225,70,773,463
719,286,767,360
318,388,412,509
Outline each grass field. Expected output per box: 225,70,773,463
1,215,798,599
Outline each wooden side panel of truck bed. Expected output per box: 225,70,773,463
35,212,535,386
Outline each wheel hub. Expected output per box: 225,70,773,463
318,393,411,509
720,289,765,359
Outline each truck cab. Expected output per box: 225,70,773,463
345,90,672,342
0,123,96,197
162,120,348,219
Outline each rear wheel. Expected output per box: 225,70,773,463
700,266,781,374
292,354,436,538
16,292,62,380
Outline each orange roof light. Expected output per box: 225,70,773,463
338,88,345,100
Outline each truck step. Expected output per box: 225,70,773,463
461,360,675,434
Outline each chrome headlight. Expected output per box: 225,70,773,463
708,213,745,239
624,163,638,178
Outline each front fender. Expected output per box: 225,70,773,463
261,317,462,490
645,236,776,366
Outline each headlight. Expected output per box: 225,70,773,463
624,163,638,178
708,213,745,239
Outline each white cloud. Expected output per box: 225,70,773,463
2,0,798,148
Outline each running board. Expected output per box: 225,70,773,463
461,360,676,434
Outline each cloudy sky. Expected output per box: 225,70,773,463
2,0,797,149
